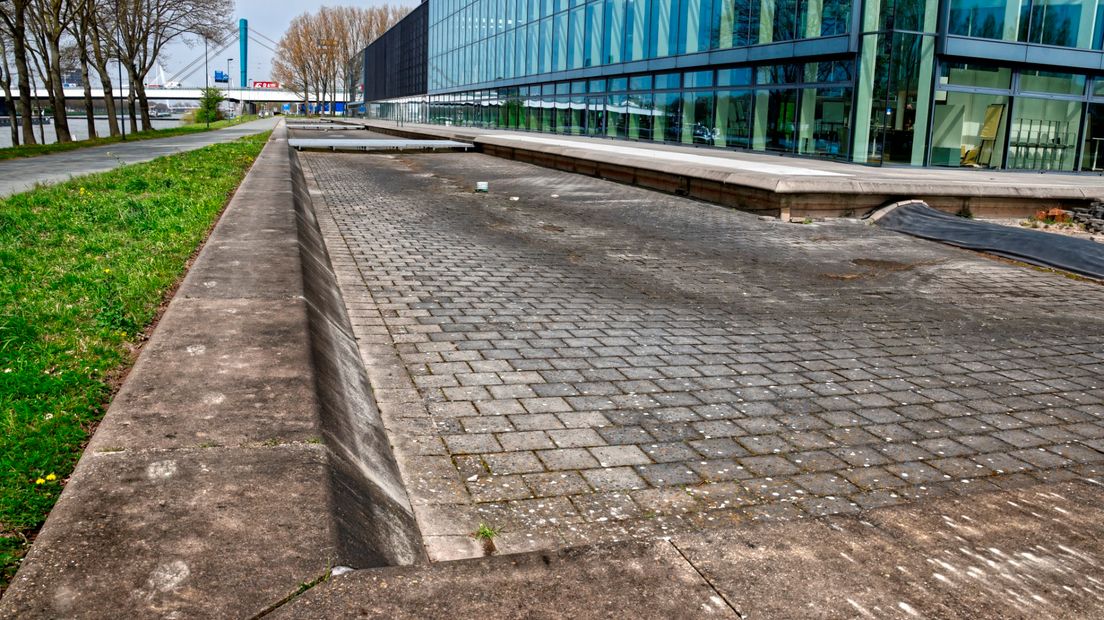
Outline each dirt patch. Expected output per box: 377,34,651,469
851,258,919,272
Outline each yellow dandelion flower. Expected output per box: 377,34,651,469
104,268,111,274
46,473,57,481
35,478,45,485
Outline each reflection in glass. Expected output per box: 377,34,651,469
1008,97,1080,170
930,91,1008,168
715,90,752,148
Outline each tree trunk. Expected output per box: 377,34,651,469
46,43,72,142
10,5,36,145
79,51,96,139
92,62,119,137
128,64,152,131
87,24,119,137
0,37,18,146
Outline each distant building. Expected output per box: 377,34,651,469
354,0,1104,172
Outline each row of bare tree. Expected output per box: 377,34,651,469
272,5,409,116
0,0,232,146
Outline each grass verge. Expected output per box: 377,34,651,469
0,131,270,592
0,115,260,161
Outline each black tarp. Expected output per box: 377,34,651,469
874,202,1104,280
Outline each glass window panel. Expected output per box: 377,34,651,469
685,70,714,88
627,93,654,139
630,74,653,90
930,91,1008,167
654,91,683,141
589,78,608,92
770,0,797,42
569,6,585,69
1007,97,1080,170
820,0,852,36
1027,0,1088,48
539,17,552,73
754,89,798,151
685,90,716,143
1082,102,1104,170
609,77,629,91
572,80,587,93
1018,71,1085,96
717,67,752,87
655,72,681,89
585,1,604,66
604,0,624,63
939,62,1012,90
683,0,716,53
554,12,568,71
608,94,628,136
734,0,760,45
816,60,853,83
649,0,677,58
757,64,803,85
799,86,852,158
947,0,1022,42
586,96,606,134
625,0,647,61
556,81,571,94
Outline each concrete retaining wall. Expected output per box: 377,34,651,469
289,147,426,568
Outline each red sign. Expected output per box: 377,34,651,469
252,81,279,89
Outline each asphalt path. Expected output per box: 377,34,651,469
0,117,279,198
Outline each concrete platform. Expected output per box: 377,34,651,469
288,138,472,152
351,119,1104,218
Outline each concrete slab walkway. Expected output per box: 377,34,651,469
0,117,279,198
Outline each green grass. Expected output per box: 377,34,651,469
0,131,270,592
0,115,260,161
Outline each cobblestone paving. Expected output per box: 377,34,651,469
301,150,1104,560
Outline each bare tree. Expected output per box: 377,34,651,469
83,0,120,136
0,0,38,144
116,0,231,131
0,32,19,145
274,5,409,116
26,0,79,143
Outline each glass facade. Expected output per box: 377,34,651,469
359,0,1104,171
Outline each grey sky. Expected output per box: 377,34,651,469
158,0,417,87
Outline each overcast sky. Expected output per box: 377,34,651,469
158,0,417,87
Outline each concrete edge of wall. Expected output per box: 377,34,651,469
288,145,428,568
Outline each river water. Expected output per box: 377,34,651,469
0,118,183,148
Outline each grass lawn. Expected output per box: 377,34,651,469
0,115,260,161
0,131,270,592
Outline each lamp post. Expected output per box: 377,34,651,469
226,58,233,116
203,35,209,129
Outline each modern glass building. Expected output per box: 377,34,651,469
357,0,1104,171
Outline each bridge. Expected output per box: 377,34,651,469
33,86,346,104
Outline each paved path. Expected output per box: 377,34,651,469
0,117,279,197
300,148,1104,562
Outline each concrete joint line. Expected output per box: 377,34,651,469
667,538,745,619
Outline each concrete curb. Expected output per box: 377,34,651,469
0,121,421,618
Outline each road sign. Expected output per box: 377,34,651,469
214,70,229,83
252,80,279,89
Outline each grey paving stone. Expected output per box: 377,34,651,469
305,148,1104,549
